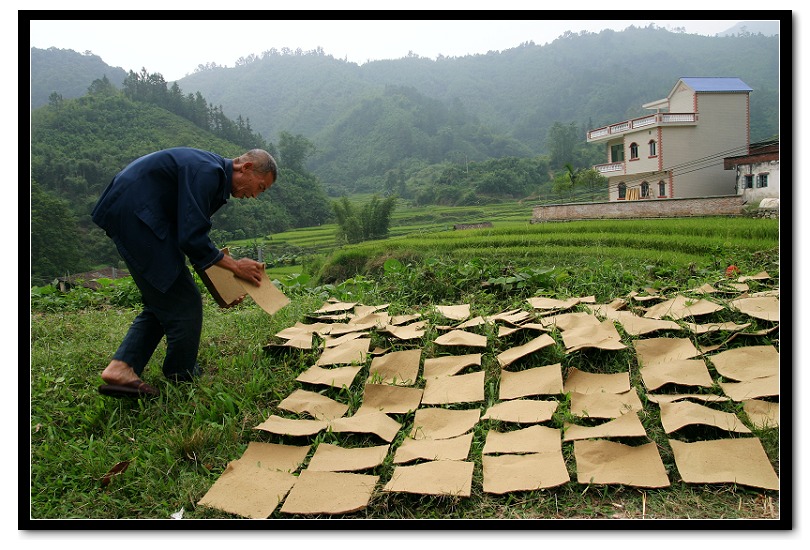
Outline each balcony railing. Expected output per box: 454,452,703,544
594,162,625,175
587,112,697,141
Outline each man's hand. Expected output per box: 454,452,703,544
215,254,263,286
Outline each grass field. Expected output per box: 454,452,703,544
28,211,781,524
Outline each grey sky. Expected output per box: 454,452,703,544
28,18,752,82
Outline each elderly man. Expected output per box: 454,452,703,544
91,147,278,398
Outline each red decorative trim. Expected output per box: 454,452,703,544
657,128,663,172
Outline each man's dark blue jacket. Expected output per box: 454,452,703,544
92,148,232,293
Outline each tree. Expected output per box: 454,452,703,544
278,131,316,173
332,195,397,244
30,180,84,284
545,122,581,170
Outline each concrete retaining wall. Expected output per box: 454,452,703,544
532,195,746,222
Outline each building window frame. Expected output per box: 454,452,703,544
744,174,754,189
618,182,626,199
629,142,639,160
611,143,625,163
648,140,657,157
658,181,667,197
756,173,769,188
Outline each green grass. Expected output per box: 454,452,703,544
28,215,781,523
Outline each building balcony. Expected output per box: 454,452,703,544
587,112,698,142
594,162,625,175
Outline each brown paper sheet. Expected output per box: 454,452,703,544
633,337,701,367
496,334,556,367
350,312,391,328
719,375,779,401
563,412,647,441
658,400,751,434
481,399,558,423
421,371,485,405
383,460,474,497
277,389,349,420
368,348,421,385
197,461,297,518
682,321,751,334
499,363,563,399
486,309,532,325
246,270,291,315
434,329,488,348
198,262,247,307
482,425,562,455
410,407,481,440
611,311,682,336
352,303,389,318
640,359,714,391
738,271,771,282
380,321,426,340
456,316,487,329
314,301,356,314
482,451,570,493
539,311,601,331
708,345,779,381
574,440,670,488
562,319,627,352
306,442,390,472
527,296,582,311
643,295,724,320
728,295,779,322
423,353,482,378
314,338,371,366
322,331,368,349
295,364,363,388
361,383,423,414
237,441,310,473
329,409,402,442
564,367,630,395
669,437,779,490
570,389,643,418
253,415,328,437
279,469,379,515
743,399,779,429
327,322,377,336
275,322,329,340
390,313,422,325
393,433,473,463
435,304,471,321
645,393,730,404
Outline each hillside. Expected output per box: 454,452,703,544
30,90,332,285
30,25,781,195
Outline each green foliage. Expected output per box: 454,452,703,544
332,195,398,244
30,180,85,285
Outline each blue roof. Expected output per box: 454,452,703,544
679,77,753,92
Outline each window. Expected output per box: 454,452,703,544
744,175,754,189
648,140,656,156
641,181,650,198
611,144,624,162
629,142,639,160
658,181,667,197
618,182,626,199
756,173,769,188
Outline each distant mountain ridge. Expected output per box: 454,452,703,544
718,21,780,36
30,24,781,193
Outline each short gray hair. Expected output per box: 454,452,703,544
241,149,278,181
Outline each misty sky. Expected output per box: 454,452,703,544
28,18,755,82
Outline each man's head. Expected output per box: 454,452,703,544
231,149,278,198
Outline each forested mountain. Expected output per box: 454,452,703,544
31,25,780,196
30,47,128,109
